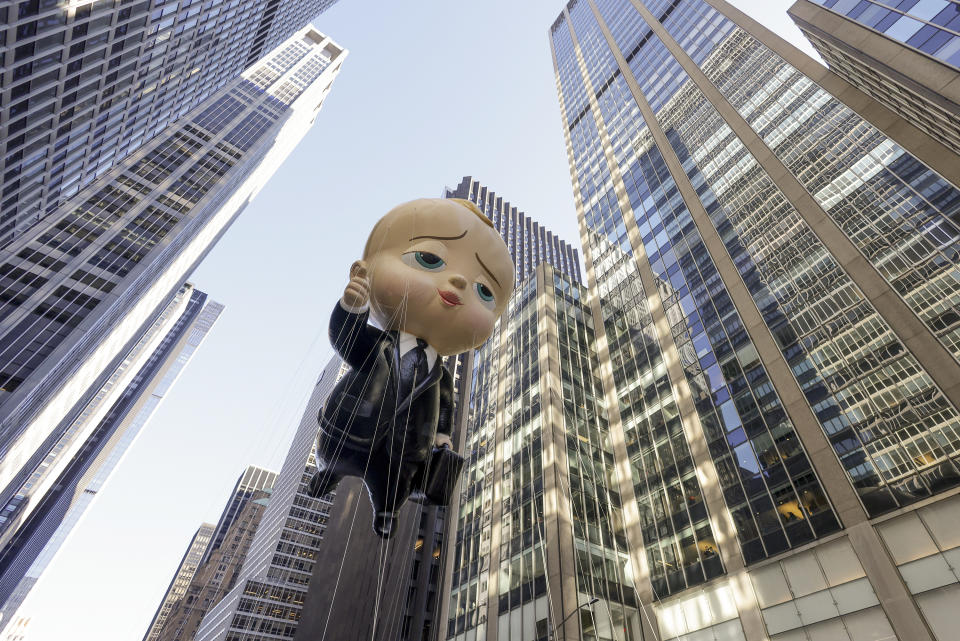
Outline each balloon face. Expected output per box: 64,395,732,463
363,199,515,356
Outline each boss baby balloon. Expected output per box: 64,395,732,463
308,198,515,538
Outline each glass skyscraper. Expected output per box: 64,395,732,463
0,283,223,633
799,0,960,66
441,263,644,641
0,0,339,242
146,488,272,641
193,357,344,641
0,26,346,568
545,0,960,640
789,0,960,156
143,523,216,641
200,465,277,566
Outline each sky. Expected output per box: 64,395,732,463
18,2,821,640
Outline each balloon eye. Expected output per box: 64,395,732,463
476,283,495,302
415,252,445,269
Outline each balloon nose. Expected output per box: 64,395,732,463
449,274,467,289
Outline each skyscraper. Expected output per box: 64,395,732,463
444,177,583,285
201,466,277,566
0,283,223,631
143,466,278,641
440,262,645,641
0,26,346,562
788,0,960,155
0,0,339,242
146,489,271,641
193,357,345,641
142,523,216,641
544,1,960,640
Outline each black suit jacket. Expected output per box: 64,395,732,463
318,302,454,465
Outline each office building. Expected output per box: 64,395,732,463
444,176,583,285
788,0,960,155
146,490,270,641
432,189,591,641
440,262,644,641
0,284,222,631
144,465,277,641
0,0,338,242
143,523,216,641
543,0,960,639
193,357,345,641
0,26,346,567
201,466,277,566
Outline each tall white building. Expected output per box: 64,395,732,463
194,357,346,641
143,523,217,641
0,25,347,601
0,0,339,241
0,283,223,631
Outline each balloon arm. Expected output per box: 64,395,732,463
329,301,383,370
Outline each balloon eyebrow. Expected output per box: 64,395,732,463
475,253,501,288
408,230,468,241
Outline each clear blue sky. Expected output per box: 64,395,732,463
20,2,819,639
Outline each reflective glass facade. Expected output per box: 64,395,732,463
789,0,960,159
0,0,338,243
809,0,960,67
556,0,846,580
446,265,641,641
0,285,222,632
554,0,960,544
555,9,730,592
201,465,277,566
0,27,344,590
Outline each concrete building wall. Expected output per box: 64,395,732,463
788,0,960,156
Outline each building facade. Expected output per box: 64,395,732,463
441,263,644,641
143,523,216,641
0,26,346,559
547,0,960,640
444,176,583,285
0,284,222,631
201,466,277,567
0,0,338,242
193,357,345,641
788,0,960,156
147,490,271,641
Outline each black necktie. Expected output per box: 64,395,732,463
399,339,429,401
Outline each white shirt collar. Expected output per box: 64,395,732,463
398,331,438,370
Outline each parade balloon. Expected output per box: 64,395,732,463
308,198,515,538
